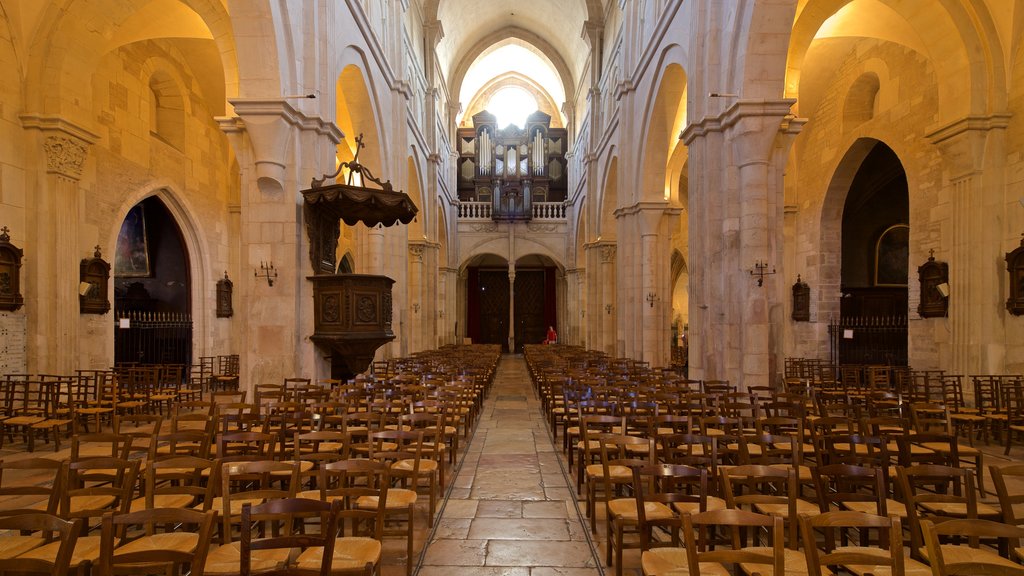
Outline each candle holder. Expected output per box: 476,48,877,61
750,260,776,287
255,261,278,286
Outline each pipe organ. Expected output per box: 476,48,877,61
457,110,567,221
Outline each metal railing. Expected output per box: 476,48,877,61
114,310,193,366
457,201,565,221
828,315,907,367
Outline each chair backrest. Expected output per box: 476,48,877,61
215,459,299,543
145,455,215,510
800,510,903,576
683,509,784,576
240,498,342,576
991,463,1024,526
320,458,390,538
63,457,141,523
0,457,66,514
811,463,886,515
97,507,215,576
921,518,1024,576
0,513,81,576
897,464,977,556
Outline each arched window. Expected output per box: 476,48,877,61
487,87,537,129
149,72,185,149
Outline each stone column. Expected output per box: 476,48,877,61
20,116,98,373
599,243,617,356
223,99,342,387
683,100,798,388
927,114,1011,374
508,262,516,352
408,241,425,352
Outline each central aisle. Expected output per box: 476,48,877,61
418,355,603,576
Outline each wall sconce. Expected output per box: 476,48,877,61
646,292,657,307
255,261,278,286
749,260,776,287
605,304,613,315
412,303,420,313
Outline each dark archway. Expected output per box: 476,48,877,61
839,142,908,365
114,196,192,365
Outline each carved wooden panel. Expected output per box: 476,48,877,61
792,275,810,322
478,270,509,347
0,227,24,311
514,270,546,351
918,251,948,318
80,246,111,315
1007,236,1024,316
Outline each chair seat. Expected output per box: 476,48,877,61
831,546,931,576
130,494,196,512
641,547,730,576
919,544,1022,571
586,463,632,480
0,535,46,559
201,496,263,514
608,498,675,521
843,498,908,518
754,498,820,518
921,441,980,455
393,459,438,473
739,547,820,575
116,532,199,555
204,542,290,575
68,494,118,513
672,496,727,515
918,500,999,516
357,488,417,510
295,537,382,571
18,534,108,568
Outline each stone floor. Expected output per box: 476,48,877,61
4,355,1024,576
417,353,602,576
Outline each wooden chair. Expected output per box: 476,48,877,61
131,455,214,512
0,513,81,576
721,464,814,550
799,510,928,576
203,459,300,575
239,498,347,576
897,464,1001,559
310,460,390,576
367,428,436,531
61,457,141,532
812,463,887,515
0,457,65,515
652,509,784,576
96,507,216,576
921,518,1024,575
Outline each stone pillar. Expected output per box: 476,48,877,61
222,99,342,387
927,114,1011,374
599,243,617,356
20,116,98,373
565,268,581,346
682,100,798,388
408,241,425,352
508,262,517,352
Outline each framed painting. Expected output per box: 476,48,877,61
115,204,151,277
874,224,909,286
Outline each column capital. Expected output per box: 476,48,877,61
926,113,1011,179
20,115,99,181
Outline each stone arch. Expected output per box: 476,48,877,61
24,0,238,118
146,66,190,150
599,155,619,240
336,55,389,178
460,72,564,128
843,72,881,133
405,154,425,239
785,0,1005,123
449,29,574,120
110,182,214,356
636,52,687,204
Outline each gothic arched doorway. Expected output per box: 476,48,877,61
838,142,908,365
113,196,192,365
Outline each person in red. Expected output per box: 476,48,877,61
545,325,557,345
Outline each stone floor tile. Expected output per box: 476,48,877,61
485,540,598,567
467,517,571,540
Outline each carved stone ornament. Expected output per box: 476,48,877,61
918,249,949,318
80,245,111,315
409,243,425,262
1006,235,1024,316
599,244,616,263
216,271,234,318
792,275,810,322
44,135,89,179
0,226,24,311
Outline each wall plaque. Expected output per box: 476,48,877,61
80,245,111,315
216,271,233,318
792,275,810,322
0,226,24,311
917,249,948,318
1007,235,1024,316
